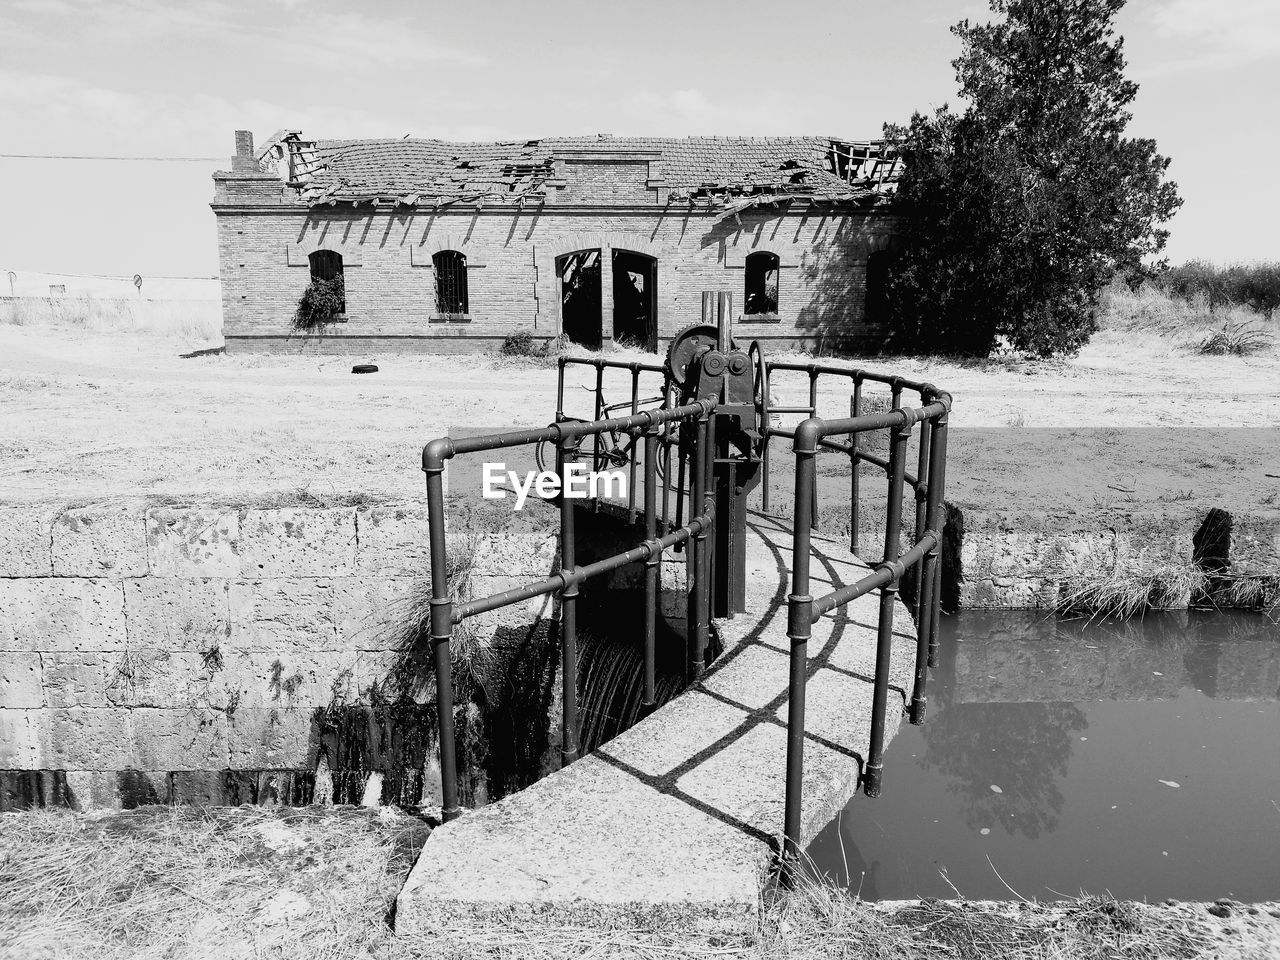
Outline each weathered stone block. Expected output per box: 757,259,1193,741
129,707,227,769
355,505,433,575
333,576,427,650
103,650,227,709
123,577,230,652
1231,513,1280,574
0,709,41,767
226,707,314,768
0,578,126,651
146,507,240,576
472,530,558,577
40,708,133,769
0,507,55,577
52,504,149,577
63,770,121,810
167,770,229,805
227,579,336,651
43,653,108,708
221,650,358,709
0,652,42,708
239,508,357,577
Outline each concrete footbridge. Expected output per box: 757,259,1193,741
396,295,952,936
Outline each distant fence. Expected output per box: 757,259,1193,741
0,296,222,340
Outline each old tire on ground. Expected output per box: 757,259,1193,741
352,364,379,374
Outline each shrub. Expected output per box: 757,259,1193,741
499,329,539,357
1157,261,1280,317
293,276,345,331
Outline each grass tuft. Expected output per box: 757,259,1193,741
1057,563,1206,619
1197,319,1274,355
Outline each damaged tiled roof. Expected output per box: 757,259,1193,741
272,135,900,209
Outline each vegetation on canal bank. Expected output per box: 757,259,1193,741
2,806,1277,959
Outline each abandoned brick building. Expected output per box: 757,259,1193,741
211,129,901,353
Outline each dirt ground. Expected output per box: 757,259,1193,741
0,325,1277,517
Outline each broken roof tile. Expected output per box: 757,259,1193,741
273,134,900,209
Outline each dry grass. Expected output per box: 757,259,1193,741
1057,559,1280,619
0,295,221,341
3,807,1277,960
1096,283,1278,356
1057,562,1207,619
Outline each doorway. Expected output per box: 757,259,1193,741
611,250,657,351
558,249,602,349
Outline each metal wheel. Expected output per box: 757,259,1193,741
664,323,721,389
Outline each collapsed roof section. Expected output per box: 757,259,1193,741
255,133,902,211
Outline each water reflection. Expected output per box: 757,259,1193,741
807,610,1280,902
919,702,1087,839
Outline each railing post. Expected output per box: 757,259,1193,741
864,413,910,798
807,369,819,531
593,363,604,476
557,433,581,766
424,446,461,822
642,425,659,713
913,415,932,623
849,379,861,555
760,359,771,514
555,357,566,424
927,413,949,668
628,364,641,519
912,409,947,723
783,418,820,877
688,408,710,680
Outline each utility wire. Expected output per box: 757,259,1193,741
0,153,223,162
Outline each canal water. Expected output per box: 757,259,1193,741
808,610,1280,902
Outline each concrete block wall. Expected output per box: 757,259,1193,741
0,501,561,810
213,187,900,352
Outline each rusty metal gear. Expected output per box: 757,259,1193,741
664,323,722,388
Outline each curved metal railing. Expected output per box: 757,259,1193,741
421,346,952,879
759,356,951,870
421,394,718,821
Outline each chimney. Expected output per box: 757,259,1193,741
232,130,258,173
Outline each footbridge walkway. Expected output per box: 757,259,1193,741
396,512,919,933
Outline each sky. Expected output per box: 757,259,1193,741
0,0,1276,279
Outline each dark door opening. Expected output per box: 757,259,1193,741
611,250,656,351
558,249,602,349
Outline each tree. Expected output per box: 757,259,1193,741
885,0,1182,357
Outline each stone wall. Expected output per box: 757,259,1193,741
0,500,560,810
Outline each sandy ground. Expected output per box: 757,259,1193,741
0,325,1277,515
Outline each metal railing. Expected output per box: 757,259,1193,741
768,360,952,869
421,347,952,879
421,394,717,822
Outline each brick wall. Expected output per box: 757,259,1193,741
213,170,900,352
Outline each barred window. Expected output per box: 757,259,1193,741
744,252,779,315
433,250,469,316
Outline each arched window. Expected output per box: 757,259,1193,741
308,249,345,313
865,250,894,324
744,252,779,315
433,250,469,316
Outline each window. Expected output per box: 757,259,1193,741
433,250,469,316
308,249,346,313
865,250,894,324
744,252,779,315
